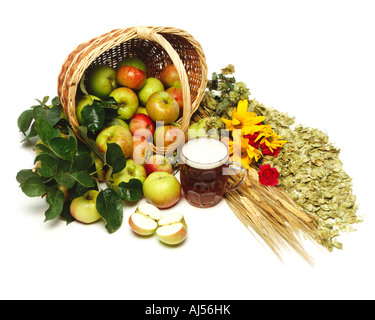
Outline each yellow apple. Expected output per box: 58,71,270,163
70,190,101,224
142,172,181,208
156,212,188,245
96,125,133,159
128,203,162,236
112,159,147,186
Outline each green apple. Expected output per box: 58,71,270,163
112,159,147,186
156,212,188,245
128,203,161,236
135,106,148,115
86,65,117,98
188,118,220,140
143,172,181,209
96,125,133,158
106,117,129,130
76,95,101,125
137,78,164,106
109,87,139,120
70,190,101,224
116,57,147,74
146,91,180,124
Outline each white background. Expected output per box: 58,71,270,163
1,0,374,300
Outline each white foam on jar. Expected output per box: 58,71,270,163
181,137,229,170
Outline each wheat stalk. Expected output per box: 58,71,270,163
225,167,318,263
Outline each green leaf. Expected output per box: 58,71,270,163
44,187,65,222
71,152,93,173
102,97,119,122
35,143,55,157
21,123,37,142
68,183,95,201
70,171,95,188
59,201,75,224
78,126,105,162
51,97,61,107
17,109,34,134
20,176,47,197
33,105,61,126
49,136,77,160
105,143,126,174
96,189,123,234
55,160,76,188
77,139,91,154
34,153,59,178
104,107,119,122
101,96,117,107
35,96,49,107
81,100,105,133
16,169,39,184
34,118,60,146
68,151,95,188
117,179,143,202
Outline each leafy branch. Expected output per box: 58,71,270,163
16,96,143,233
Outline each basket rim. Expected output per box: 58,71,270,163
57,26,208,154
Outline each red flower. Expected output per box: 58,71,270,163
258,164,279,186
261,143,281,157
244,132,261,149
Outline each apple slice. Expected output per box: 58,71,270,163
128,203,161,236
156,213,188,245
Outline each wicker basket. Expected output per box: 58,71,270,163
57,26,208,154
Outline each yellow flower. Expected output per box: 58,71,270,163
256,125,287,152
228,136,263,169
222,100,265,135
256,125,273,140
246,144,263,162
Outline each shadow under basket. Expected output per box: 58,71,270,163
57,26,208,154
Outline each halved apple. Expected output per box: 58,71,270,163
156,212,188,245
128,203,161,236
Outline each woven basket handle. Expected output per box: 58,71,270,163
135,26,191,154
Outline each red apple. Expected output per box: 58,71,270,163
145,154,173,175
117,65,146,90
129,113,155,142
160,65,181,88
116,57,147,74
131,136,153,166
96,125,134,158
154,125,186,149
166,86,183,116
146,91,180,124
